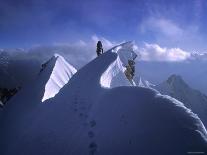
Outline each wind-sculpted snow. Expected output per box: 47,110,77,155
100,55,126,88
42,54,77,102
0,42,206,155
100,43,136,88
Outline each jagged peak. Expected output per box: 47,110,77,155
41,53,77,102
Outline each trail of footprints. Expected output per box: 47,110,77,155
88,120,97,155
72,87,98,155
72,86,88,119
72,91,130,154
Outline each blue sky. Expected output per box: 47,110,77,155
0,0,207,52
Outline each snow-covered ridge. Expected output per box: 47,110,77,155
41,54,77,102
100,42,137,88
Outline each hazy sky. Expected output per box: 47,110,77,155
1,0,207,52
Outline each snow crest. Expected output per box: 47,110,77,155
100,42,137,88
41,54,77,102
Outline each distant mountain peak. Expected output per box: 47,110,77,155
166,74,184,85
156,74,191,96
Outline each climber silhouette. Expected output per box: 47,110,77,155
96,41,103,56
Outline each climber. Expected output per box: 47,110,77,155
96,41,103,56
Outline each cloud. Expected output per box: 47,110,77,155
53,35,116,67
139,16,205,51
1,35,196,64
140,17,183,39
53,36,191,62
0,35,117,69
139,43,190,62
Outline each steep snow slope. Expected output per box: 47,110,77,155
42,54,77,102
0,42,206,155
155,74,207,127
100,44,137,88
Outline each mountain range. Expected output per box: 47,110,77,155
0,42,206,155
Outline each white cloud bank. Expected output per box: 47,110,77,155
1,34,204,63
138,43,191,62
139,16,205,52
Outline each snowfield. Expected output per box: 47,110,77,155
0,42,206,155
